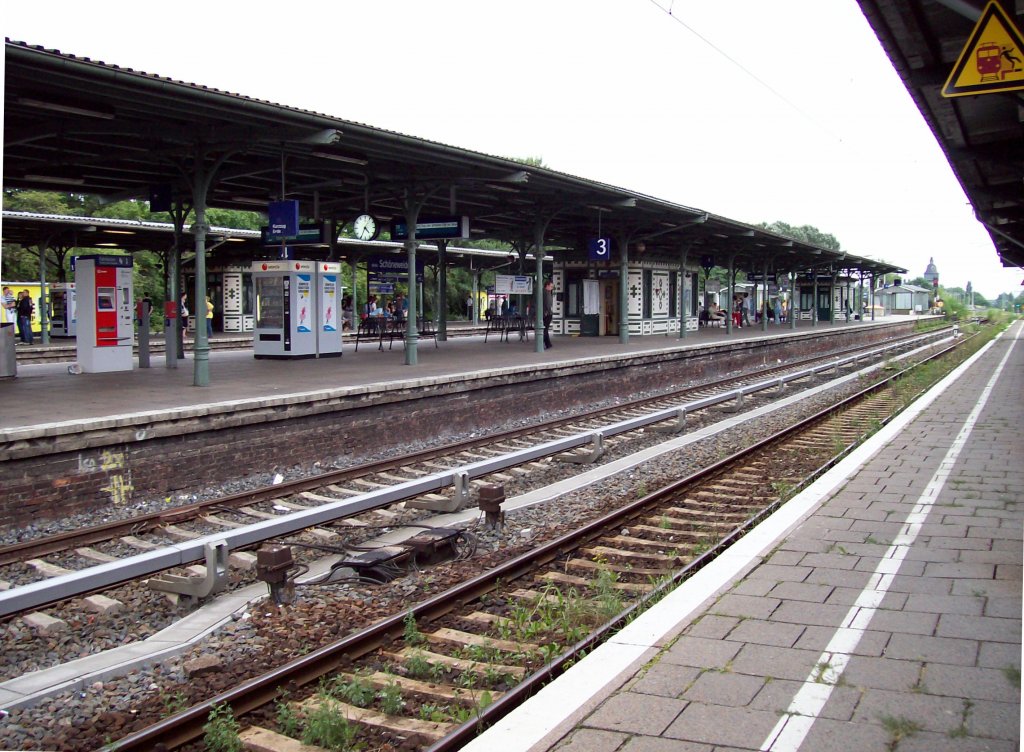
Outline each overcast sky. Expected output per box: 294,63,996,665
3,0,1022,299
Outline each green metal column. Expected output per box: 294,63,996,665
170,202,186,360
829,271,838,325
618,235,629,345
437,240,448,342
404,199,421,365
812,272,819,328
534,220,546,354
726,254,735,335
38,239,50,346
761,256,770,333
678,246,690,340
790,272,797,331
192,196,211,387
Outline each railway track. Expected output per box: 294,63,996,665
0,329,947,624
96,327,980,752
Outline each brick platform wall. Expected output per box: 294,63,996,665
0,324,920,525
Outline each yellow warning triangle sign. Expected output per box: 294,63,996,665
943,1,1024,97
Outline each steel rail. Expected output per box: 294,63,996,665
107,330,974,752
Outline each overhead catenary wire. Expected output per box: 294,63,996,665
644,0,847,145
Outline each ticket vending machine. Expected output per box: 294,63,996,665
253,260,325,359
75,255,134,372
317,261,343,358
50,283,77,337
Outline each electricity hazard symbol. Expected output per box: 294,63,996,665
943,0,1024,97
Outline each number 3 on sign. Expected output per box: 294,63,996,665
588,237,612,261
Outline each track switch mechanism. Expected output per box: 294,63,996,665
477,483,505,529
256,544,299,605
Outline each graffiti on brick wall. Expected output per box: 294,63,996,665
78,449,134,505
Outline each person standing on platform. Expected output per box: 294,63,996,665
465,294,473,319
2,287,15,326
180,292,189,333
205,295,214,339
543,279,553,350
773,297,782,325
16,290,34,345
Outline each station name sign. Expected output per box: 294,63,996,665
391,215,469,241
367,255,425,283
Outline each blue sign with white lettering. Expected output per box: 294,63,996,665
267,200,300,238
587,237,612,262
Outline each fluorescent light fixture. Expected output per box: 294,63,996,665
95,242,120,247
17,97,115,119
498,170,530,183
226,238,247,243
104,230,136,235
23,174,85,185
312,151,368,166
301,128,344,145
615,197,638,208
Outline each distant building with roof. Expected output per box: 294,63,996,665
923,257,939,288
875,283,932,315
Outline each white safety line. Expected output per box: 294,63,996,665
760,324,1020,752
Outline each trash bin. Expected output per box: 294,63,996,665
0,323,16,379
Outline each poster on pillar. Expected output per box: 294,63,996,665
296,274,312,333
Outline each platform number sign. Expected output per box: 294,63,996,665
588,237,612,262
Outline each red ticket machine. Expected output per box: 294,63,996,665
75,255,134,372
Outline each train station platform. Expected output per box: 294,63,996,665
465,322,1022,752
0,317,908,430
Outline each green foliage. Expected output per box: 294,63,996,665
275,693,301,737
202,702,242,752
756,220,841,251
159,688,190,718
302,701,359,750
405,651,432,679
336,677,374,708
403,611,425,646
377,679,405,715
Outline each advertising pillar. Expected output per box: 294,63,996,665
317,262,343,357
74,255,134,373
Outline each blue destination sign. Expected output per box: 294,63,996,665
392,215,469,240
267,200,300,238
260,223,328,246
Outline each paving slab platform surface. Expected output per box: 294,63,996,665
466,321,1023,752
0,318,892,433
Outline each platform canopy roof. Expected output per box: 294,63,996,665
0,210,546,268
857,0,1024,271
3,39,903,278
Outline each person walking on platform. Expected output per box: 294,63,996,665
16,290,34,345
205,295,214,339
543,279,553,350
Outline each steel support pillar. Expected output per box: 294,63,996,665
403,198,422,365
